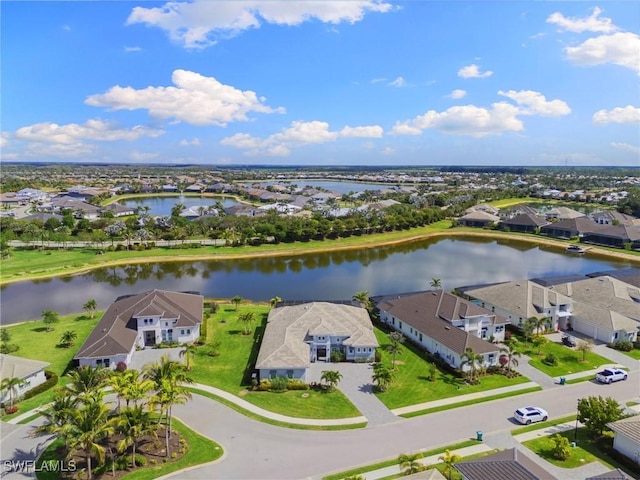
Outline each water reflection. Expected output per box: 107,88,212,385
1,237,632,324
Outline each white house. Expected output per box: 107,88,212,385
608,416,640,468
74,290,203,369
255,302,378,381
0,354,50,404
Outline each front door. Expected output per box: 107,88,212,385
317,347,327,361
144,331,156,346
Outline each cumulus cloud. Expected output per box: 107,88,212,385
392,89,570,137
457,64,493,79
13,119,163,144
546,7,617,33
126,0,393,49
180,138,201,146
381,146,395,155
564,32,640,75
85,69,285,126
24,142,94,159
593,105,640,125
221,120,383,156
371,77,387,84
449,89,467,99
611,142,640,154
389,76,407,87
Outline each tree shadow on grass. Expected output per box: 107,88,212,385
240,313,268,387
31,327,48,333
226,330,243,335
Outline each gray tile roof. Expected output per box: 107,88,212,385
608,415,640,443
454,448,557,480
377,291,503,355
586,468,635,480
0,354,50,380
74,290,203,360
256,302,378,370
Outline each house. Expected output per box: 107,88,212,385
582,224,640,250
74,290,203,369
375,291,505,372
458,210,500,228
607,416,640,469
592,211,638,226
544,206,584,222
454,448,557,480
0,193,22,207
0,354,50,404
101,203,136,217
255,302,378,381
499,212,549,233
539,217,605,240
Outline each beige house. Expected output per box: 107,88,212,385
0,354,50,404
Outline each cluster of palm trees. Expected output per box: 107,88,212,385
36,356,193,479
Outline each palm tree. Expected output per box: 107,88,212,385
438,449,462,480
386,331,405,370
372,365,393,392
83,299,97,318
1,377,26,408
398,452,423,475
35,388,78,448
61,397,115,480
460,348,484,383
269,296,282,308
238,312,255,335
108,371,130,412
179,343,198,370
531,316,547,336
59,330,77,347
430,278,442,289
66,366,109,399
320,370,343,392
122,373,155,407
116,404,157,467
352,290,371,310
231,295,243,311
532,335,547,355
499,342,521,372
150,378,192,457
522,317,536,345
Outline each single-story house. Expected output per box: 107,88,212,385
0,354,50,404
592,211,638,226
0,193,22,207
454,448,557,480
544,206,584,222
74,289,203,369
539,216,603,239
458,210,500,228
582,225,640,250
255,302,378,381
607,416,640,469
101,203,136,217
499,212,549,233
375,290,506,372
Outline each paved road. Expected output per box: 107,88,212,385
166,375,639,480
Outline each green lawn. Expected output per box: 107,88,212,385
373,327,529,409
188,303,361,419
521,337,612,377
620,348,640,360
511,415,576,435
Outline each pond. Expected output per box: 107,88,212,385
118,196,242,216
244,180,398,195
0,236,634,324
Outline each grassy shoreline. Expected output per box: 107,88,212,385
1,224,639,286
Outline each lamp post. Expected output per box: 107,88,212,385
574,398,581,442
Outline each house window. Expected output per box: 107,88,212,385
181,329,185,335
286,370,294,379
167,329,173,341
269,370,277,379
391,318,395,325
104,359,110,368
186,329,191,335
165,322,169,327
96,359,103,367
419,333,423,342
399,321,403,329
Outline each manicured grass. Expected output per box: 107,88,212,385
511,415,576,435
373,327,530,410
322,440,481,480
523,428,618,470
189,387,367,431
188,303,361,419
17,412,43,424
35,418,223,480
400,386,542,418
620,348,640,360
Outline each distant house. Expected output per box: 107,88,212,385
458,210,500,228
101,203,135,217
539,216,604,239
499,213,549,233
0,354,50,404
256,302,378,381
454,448,557,480
0,193,22,207
607,416,640,469
375,290,505,372
74,290,203,369
582,224,640,250
592,211,638,226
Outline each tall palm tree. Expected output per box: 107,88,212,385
269,296,282,308
150,378,192,457
372,365,393,392
61,398,115,480
438,449,462,480
116,404,157,467
1,377,26,408
35,389,78,442
429,278,442,289
231,295,243,311
386,331,405,370
83,299,97,318
108,371,130,412
179,343,198,371
66,366,109,399
460,348,484,383
531,316,547,336
122,374,155,407
352,291,371,310
499,342,521,372
320,370,343,392
398,452,423,475
238,312,255,335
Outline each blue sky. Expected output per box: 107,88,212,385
2,1,639,166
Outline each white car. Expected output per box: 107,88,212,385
514,406,549,425
595,368,628,384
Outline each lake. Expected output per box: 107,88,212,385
244,180,397,195
118,196,242,216
0,236,634,324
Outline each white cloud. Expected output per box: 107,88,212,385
371,77,387,84
564,32,640,75
546,7,617,33
25,142,94,159
593,105,640,125
381,146,395,155
389,76,406,87
611,142,640,154
392,89,570,137
497,90,571,116
13,119,163,144
130,151,159,161
124,46,142,52
126,0,393,49
85,69,285,126
180,137,201,146
0,133,9,148
222,120,383,156
62,24,71,31
457,64,493,79
449,89,467,99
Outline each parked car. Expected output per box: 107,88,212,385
595,368,628,384
514,406,549,425
561,335,576,347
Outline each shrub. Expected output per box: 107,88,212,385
270,376,288,393
287,379,309,391
23,370,58,400
607,340,633,352
374,350,382,363
542,353,558,366
551,434,572,460
4,406,18,415
133,454,146,467
115,361,127,372
330,350,345,362
0,343,19,354
425,363,438,382
257,379,272,391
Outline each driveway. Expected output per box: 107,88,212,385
128,347,183,370
307,362,400,427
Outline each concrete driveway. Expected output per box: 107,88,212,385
128,347,183,370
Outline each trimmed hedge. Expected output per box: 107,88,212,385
22,370,58,400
